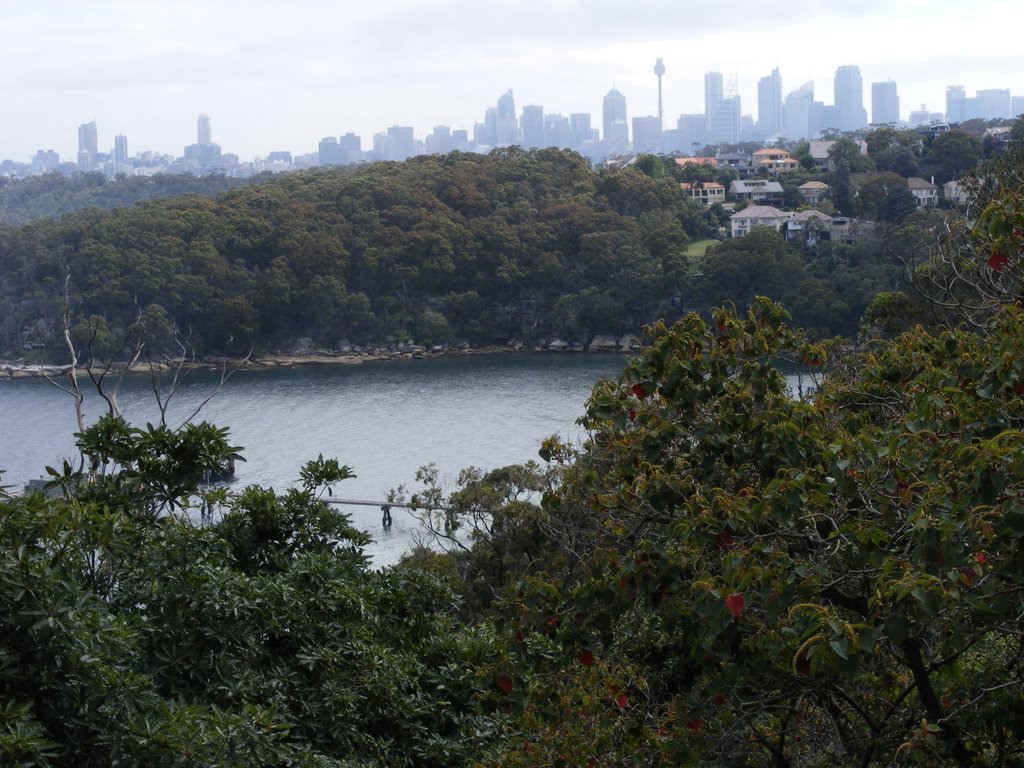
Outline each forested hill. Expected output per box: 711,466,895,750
0,171,258,226
0,148,898,359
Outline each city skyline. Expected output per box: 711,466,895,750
2,0,1022,162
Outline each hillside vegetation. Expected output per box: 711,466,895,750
1,148,908,360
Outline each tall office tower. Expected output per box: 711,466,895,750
976,89,1013,119
704,71,723,129
757,67,784,137
783,82,814,140
77,120,98,170
113,134,128,164
909,105,931,126
495,89,518,146
871,81,900,124
520,105,545,148
197,114,211,146
425,125,453,155
654,57,666,129
1013,96,1024,118
544,114,571,149
834,65,867,131
78,120,98,155
318,137,344,165
603,88,629,152
676,114,707,155
339,132,362,163
632,116,662,153
450,130,470,152
569,112,593,149
387,126,416,161
946,85,966,122
709,96,741,145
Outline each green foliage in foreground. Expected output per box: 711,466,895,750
0,424,499,767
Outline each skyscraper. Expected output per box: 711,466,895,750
709,96,741,145
704,72,723,130
77,120,98,170
603,88,628,152
495,90,518,146
78,120,98,155
520,105,545,148
871,81,900,124
757,68,784,137
946,85,966,122
834,66,867,131
113,134,128,164
569,113,594,150
784,82,814,140
631,116,662,153
976,89,1012,119
197,114,211,146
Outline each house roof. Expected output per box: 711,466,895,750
791,209,833,222
681,182,725,191
731,180,784,193
674,157,717,167
730,205,789,220
799,181,829,190
907,176,938,190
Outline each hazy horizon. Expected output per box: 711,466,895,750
3,0,1021,162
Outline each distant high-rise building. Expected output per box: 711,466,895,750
757,68,784,137
78,120,98,156
709,96,741,145
654,58,666,129
784,82,814,140
77,120,98,169
113,134,128,164
834,65,867,131
569,113,594,149
32,149,61,173
946,85,967,122
339,133,362,163
909,104,932,127
704,71,723,130
544,114,571,149
520,105,545,148
1013,96,1024,118
318,136,344,166
631,116,662,153
871,81,900,124
603,88,628,152
676,114,707,155
812,102,837,136
495,90,518,146
451,130,470,152
197,114,211,146
387,126,416,161
976,89,1012,119
425,125,453,155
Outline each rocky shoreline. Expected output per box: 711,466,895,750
0,334,640,381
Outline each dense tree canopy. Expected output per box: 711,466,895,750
4,148,1024,767
0,148,908,359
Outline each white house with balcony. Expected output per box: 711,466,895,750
730,205,791,237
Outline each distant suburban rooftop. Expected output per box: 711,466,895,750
730,205,789,219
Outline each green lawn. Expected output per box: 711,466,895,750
686,238,717,256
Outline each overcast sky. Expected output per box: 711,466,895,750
2,0,1022,162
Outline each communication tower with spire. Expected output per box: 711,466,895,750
653,57,666,129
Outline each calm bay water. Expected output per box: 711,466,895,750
1,354,627,566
